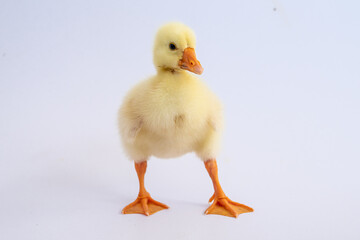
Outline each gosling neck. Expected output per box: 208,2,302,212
156,66,186,76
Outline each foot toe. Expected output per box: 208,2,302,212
208,194,215,203
149,197,169,209
219,198,238,217
141,198,150,216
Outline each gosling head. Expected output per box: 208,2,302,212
153,22,203,75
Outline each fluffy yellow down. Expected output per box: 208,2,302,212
118,23,223,162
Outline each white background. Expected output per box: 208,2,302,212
1,0,359,239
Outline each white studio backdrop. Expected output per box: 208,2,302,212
0,0,359,239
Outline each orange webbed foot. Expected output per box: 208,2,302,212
122,195,169,216
205,194,253,218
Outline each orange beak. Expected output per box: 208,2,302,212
178,48,204,75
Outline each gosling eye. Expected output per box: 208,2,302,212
169,43,177,50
